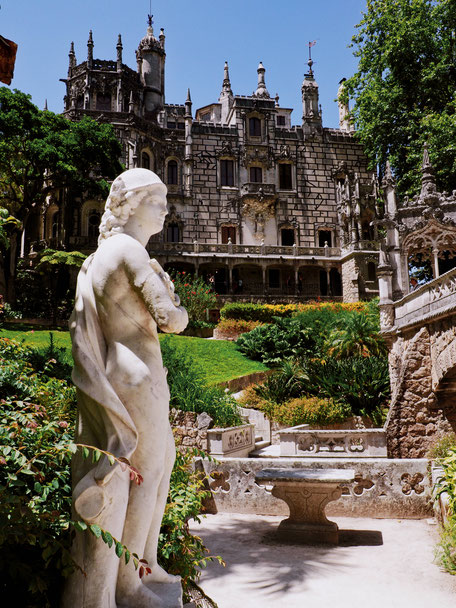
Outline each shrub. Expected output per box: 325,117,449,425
434,447,456,575
161,336,243,428
0,336,223,606
236,317,316,365
323,310,387,358
268,396,350,427
428,433,456,460
216,318,264,338
26,332,73,382
170,271,217,326
220,302,298,322
297,356,390,425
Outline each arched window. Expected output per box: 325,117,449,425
167,160,178,185
249,117,261,137
96,93,111,111
141,151,150,170
88,210,101,244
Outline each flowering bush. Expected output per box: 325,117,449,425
170,271,217,326
216,318,264,339
220,300,369,323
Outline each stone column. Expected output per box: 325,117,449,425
432,248,440,279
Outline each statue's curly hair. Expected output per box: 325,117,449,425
98,176,143,244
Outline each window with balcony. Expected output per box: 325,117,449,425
279,163,292,189
281,228,295,246
96,93,111,111
250,166,263,183
318,230,332,247
167,160,178,185
249,117,261,137
221,226,236,244
220,159,234,187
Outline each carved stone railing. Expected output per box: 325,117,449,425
207,424,255,458
342,240,380,253
241,183,276,196
146,241,341,259
279,425,387,458
392,267,456,330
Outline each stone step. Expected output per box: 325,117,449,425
254,439,270,451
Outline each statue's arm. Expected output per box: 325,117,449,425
126,247,188,333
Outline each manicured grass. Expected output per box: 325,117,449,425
0,327,268,386
162,335,268,385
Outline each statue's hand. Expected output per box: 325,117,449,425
149,258,180,307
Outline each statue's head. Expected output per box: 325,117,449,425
98,168,167,244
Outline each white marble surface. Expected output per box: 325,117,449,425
63,169,188,608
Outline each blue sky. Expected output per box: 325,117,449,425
1,0,367,128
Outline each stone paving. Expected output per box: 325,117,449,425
189,513,456,608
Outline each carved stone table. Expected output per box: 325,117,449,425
255,468,355,544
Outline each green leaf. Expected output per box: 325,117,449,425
107,454,115,466
82,447,90,459
101,530,113,548
115,541,124,558
92,449,101,463
89,524,102,538
73,521,88,532
124,549,130,565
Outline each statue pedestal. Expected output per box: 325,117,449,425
118,580,183,608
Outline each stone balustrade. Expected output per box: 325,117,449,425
279,425,387,458
390,267,456,330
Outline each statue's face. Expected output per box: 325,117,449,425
129,185,168,235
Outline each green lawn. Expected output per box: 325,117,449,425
0,326,267,386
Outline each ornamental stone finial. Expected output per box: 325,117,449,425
254,61,270,98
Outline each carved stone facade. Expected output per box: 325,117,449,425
35,18,381,302
378,148,456,456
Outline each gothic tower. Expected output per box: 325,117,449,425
136,15,166,117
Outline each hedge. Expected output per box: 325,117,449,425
220,301,369,323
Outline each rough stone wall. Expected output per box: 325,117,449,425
341,255,360,302
386,326,452,458
169,408,213,450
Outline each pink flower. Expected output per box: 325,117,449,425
58,421,69,429
0,457,6,465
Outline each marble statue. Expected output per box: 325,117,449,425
62,169,188,608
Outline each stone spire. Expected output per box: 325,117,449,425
220,61,233,97
337,78,353,133
382,160,398,217
116,34,123,69
159,28,165,50
44,99,48,111
185,88,192,118
68,41,76,73
219,61,234,124
254,62,270,98
419,143,438,205
87,30,94,68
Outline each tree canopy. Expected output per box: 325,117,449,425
0,87,123,223
344,0,456,196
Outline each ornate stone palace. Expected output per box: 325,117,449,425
38,18,382,302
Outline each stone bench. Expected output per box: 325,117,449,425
255,468,355,544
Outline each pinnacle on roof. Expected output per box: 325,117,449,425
220,60,233,97
254,61,270,98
